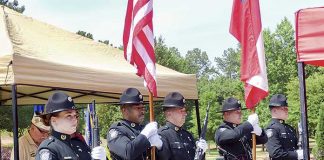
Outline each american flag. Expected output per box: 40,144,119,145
123,0,157,96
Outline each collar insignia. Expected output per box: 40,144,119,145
61,135,66,140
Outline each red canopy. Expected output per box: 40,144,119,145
296,7,324,66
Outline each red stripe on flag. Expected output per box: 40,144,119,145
123,0,133,58
137,31,155,61
132,48,157,95
230,0,268,108
133,0,150,16
123,0,157,96
133,10,153,38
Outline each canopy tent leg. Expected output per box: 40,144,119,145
11,84,19,160
297,62,310,160
195,100,201,137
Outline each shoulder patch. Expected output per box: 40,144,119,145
108,129,119,141
39,149,52,160
266,129,273,138
219,128,227,132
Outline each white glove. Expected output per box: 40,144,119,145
91,146,106,160
141,122,158,139
247,113,259,127
251,124,262,136
296,149,304,160
196,139,208,153
148,133,163,150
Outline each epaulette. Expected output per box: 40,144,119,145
266,121,276,129
41,136,55,147
159,125,169,132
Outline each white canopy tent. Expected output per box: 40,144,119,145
0,7,200,159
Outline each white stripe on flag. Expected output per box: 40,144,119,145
133,0,152,27
143,25,154,47
246,33,268,91
133,36,156,80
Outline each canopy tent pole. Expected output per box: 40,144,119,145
297,62,310,160
195,100,201,137
11,84,19,160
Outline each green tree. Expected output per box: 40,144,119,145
98,40,109,45
186,48,216,78
96,104,122,138
0,105,33,136
214,46,240,79
286,73,324,136
263,18,297,94
154,36,190,73
313,104,324,160
0,0,25,13
76,30,94,40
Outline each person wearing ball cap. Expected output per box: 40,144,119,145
107,88,162,160
35,91,106,160
215,97,268,160
156,91,208,160
265,94,303,160
10,114,50,160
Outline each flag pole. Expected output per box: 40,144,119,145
149,91,156,160
251,108,256,160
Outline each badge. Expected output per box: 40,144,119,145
266,129,273,138
39,149,51,160
68,96,73,102
61,135,66,140
139,94,142,99
108,129,119,140
219,128,227,132
175,127,179,131
183,99,186,103
233,124,237,128
131,123,136,127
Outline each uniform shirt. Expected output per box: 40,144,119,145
215,121,268,160
265,118,298,160
36,130,91,160
107,119,151,160
71,133,92,160
10,131,38,160
156,121,196,160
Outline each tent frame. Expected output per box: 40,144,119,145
4,83,201,160
297,63,310,160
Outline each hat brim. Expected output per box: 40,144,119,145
117,101,149,105
38,107,85,117
215,107,247,113
162,104,185,107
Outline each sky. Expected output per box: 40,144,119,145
19,0,324,61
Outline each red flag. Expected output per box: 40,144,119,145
296,7,324,66
230,0,268,108
123,0,157,96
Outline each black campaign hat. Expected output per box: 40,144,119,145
43,91,76,115
269,94,288,108
119,88,145,105
220,97,245,112
162,92,185,108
